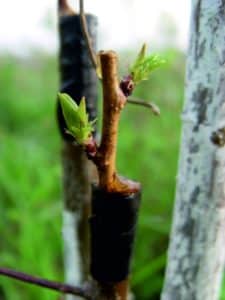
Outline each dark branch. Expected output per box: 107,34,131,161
0,267,92,300
79,0,98,70
127,97,160,116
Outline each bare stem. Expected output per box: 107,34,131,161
58,0,76,16
128,97,160,116
93,51,140,195
97,51,123,190
79,0,98,70
0,267,92,300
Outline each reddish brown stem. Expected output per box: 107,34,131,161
92,52,140,193
58,0,76,16
114,280,129,300
97,51,124,190
95,279,129,300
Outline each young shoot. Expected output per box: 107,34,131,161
129,43,166,84
58,93,96,145
120,44,165,100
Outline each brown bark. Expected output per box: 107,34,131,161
93,51,140,196
58,0,76,16
96,279,129,300
114,280,129,300
98,51,124,190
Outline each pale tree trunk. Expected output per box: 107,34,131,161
161,1,225,300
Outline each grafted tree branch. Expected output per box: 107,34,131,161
92,51,140,195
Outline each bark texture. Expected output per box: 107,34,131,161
92,51,140,196
58,13,98,300
62,144,93,285
161,1,225,300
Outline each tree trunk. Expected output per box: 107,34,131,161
57,11,98,300
161,1,225,300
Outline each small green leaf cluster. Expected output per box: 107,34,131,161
130,44,166,84
58,93,96,145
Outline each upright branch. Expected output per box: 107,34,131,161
94,51,140,194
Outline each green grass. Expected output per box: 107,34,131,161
0,54,62,300
0,48,184,300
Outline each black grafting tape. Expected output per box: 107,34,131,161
90,185,141,283
57,14,98,141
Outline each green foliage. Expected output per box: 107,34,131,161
130,44,166,84
0,54,62,300
58,93,96,144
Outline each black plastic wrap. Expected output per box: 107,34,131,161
58,14,98,140
90,185,141,283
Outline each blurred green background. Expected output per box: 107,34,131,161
0,47,185,300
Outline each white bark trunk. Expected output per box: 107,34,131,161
161,1,225,300
63,211,82,300
62,143,93,300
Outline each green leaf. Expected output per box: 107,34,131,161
137,43,147,60
78,97,88,125
58,92,96,145
58,93,79,128
68,126,90,145
131,43,147,73
130,44,166,84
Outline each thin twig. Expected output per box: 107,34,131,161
79,0,98,70
0,267,92,300
127,97,160,116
